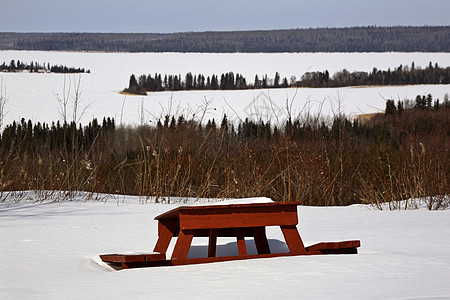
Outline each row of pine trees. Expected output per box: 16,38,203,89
1,96,447,160
125,71,286,94
0,60,90,73
125,62,450,95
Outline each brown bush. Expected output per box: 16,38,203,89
0,105,448,209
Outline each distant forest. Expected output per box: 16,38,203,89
124,62,450,94
0,60,90,73
1,26,449,52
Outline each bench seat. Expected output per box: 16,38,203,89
306,240,360,254
100,252,170,269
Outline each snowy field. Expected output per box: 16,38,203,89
1,194,449,299
1,51,449,299
1,51,449,126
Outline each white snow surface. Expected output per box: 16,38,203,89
1,193,450,299
1,51,449,126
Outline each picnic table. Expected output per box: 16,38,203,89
100,201,360,269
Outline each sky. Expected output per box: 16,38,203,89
0,0,449,33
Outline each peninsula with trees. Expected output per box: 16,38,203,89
123,62,450,95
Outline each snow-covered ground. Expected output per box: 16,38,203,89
1,51,449,126
1,194,449,299
1,52,449,298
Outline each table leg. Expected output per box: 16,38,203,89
171,229,194,262
208,229,218,257
280,225,307,254
252,227,271,254
235,229,247,256
153,219,178,254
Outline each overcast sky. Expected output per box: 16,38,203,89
1,0,449,33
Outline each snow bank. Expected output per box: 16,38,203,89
1,193,449,299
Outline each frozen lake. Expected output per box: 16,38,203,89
1,51,449,126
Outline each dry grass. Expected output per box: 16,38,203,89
0,100,448,208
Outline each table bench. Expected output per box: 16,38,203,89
100,201,360,269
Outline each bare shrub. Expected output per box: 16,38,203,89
0,92,448,208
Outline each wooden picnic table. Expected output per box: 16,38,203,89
100,201,360,269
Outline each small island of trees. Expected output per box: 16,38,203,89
0,60,90,74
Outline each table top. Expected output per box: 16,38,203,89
154,201,302,220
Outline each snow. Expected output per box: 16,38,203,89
1,193,449,299
1,51,449,298
1,51,449,126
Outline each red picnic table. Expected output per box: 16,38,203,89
100,201,360,269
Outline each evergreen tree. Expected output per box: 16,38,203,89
385,100,397,115
397,100,404,114
129,74,138,89
254,75,261,89
274,72,280,88
262,75,267,88
220,114,229,133
185,73,193,89
426,94,433,108
415,95,427,109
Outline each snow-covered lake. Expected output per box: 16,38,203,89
1,194,449,299
1,51,449,126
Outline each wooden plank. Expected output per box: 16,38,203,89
158,218,179,236
153,219,178,254
252,227,271,254
155,201,302,220
121,260,172,269
280,225,307,255
317,247,359,255
306,240,361,252
171,229,194,262
179,208,298,230
235,229,247,256
184,227,255,237
208,229,218,258
100,253,166,263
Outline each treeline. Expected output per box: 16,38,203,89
385,93,450,115
125,62,450,94
298,62,450,87
0,96,448,209
124,72,282,94
0,60,90,73
1,117,115,154
1,26,449,52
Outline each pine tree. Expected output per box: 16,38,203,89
211,75,219,89
254,75,260,89
415,95,426,109
185,73,193,89
385,100,397,115
426,94,433,108
274,72,280,88
397,100,404,114
262,75,267,88
220,114,229,133
129,74,138,89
